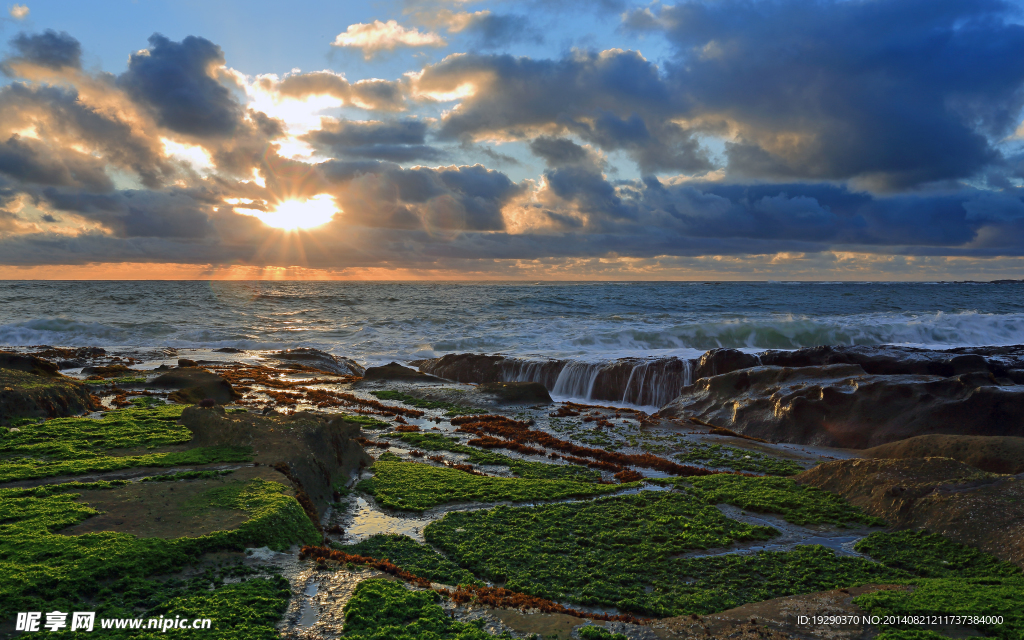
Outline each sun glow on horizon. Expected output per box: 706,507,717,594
236,194,338,230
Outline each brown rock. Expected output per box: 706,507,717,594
416,353,506,383
861,434,1024,474
362,362,442,382
0,351,60,377
151,367,241,405
795,457,1024,568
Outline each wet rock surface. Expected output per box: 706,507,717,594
661,364,1024,448
268,348,365,376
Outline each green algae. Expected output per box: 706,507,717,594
0,477,319,621
674,443,804,476
84,376,147,385
338,413,392,429
653,474,885,527
356,460,630,511
856,578,1023,640
577,626,628,640
389,432,601,481
0,405,253,482
140,469,236,482
853,531,1023,640
0,445,253,483
370,390,486,416
336,534,481,586
343,578,509,639
424,491,903,616
856,530,1021,579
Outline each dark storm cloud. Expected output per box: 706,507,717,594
0,83,172,188
36,187,214,238
456,13,543,50
303,119,443,162
529,136,593,167
119,34,243,137
6,30,82,70
623,0,1024,189
323,163,522,231
418,50,711,175
0,135,113,191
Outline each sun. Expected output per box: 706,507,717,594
236,194,338,230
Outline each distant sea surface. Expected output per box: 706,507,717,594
1,281,1023,365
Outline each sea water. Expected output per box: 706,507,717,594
1,280,1022,365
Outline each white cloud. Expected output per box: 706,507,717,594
331,20,446,59
8,3,28,19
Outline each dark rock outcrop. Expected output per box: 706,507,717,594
478,381,553,404
757,344,1018,378
662,364,1024,448
150,367,241,405
179,406,372,516
267,348,364,376
362,362,442,382
416,353,505,383
0,351,60,377
692,349,760,381
860,434,1024,475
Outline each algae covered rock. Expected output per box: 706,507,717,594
0,365,98,425
178,406,372,516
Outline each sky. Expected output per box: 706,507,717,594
2,0,1024,280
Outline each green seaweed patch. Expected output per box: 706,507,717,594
852,531,1023,639
856,577,1024,640
356,460,629,511
390,432,600,481
653,474,885,527
337,413,392,429
84,376,148,385
0,404,189,459
335,534,480,586
141,469,236,483
425,491,904,616
0,445,253,483
856,530,1022,579
674,443,804,476
577,626,628,640
370,390,486,416
0,477,320,620
343,578,508,639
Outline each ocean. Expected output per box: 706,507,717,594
2,280,1022,365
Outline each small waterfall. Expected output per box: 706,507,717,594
551,361,606,399
498,358,565,389
493,356,695,407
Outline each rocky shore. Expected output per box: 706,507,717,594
0,343,1021,640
